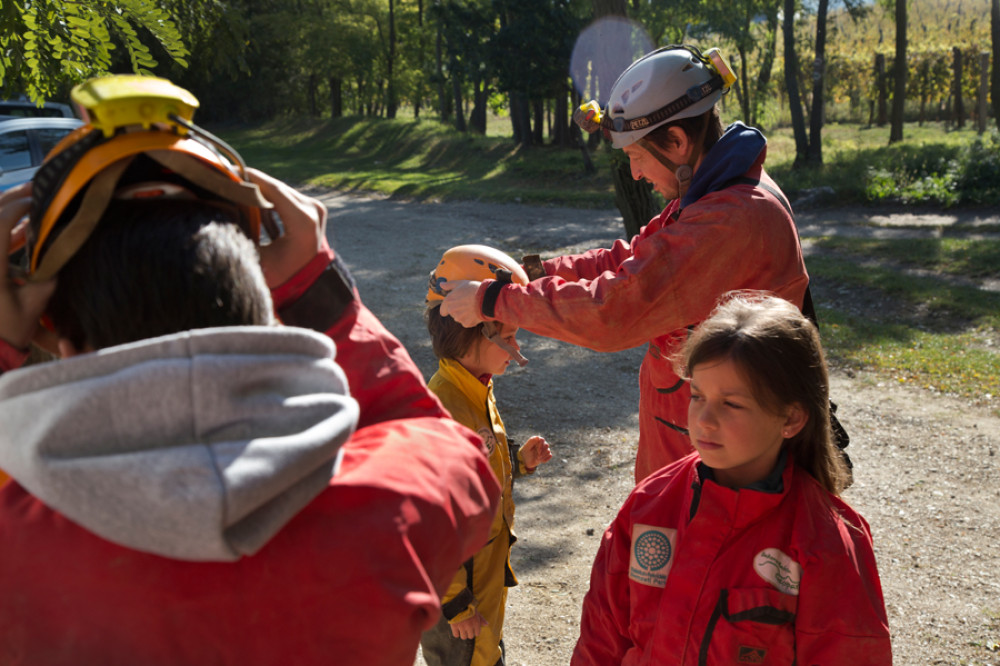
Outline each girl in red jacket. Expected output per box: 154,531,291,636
572,292,891,665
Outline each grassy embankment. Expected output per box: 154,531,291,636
221,116,1000,410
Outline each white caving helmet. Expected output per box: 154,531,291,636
574,45,735,198
603,46,732,149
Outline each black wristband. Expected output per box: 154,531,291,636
481,280,507,319
277,254,356,331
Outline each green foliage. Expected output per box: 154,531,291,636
954,131,1000,203
0,0,190,102
491,0,583,98
768,123,999,206
860,130,1000,206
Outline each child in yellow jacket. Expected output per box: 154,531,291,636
421,245,553,666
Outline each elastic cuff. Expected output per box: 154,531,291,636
0,340,29,373
442,588,476,621
480,280,506,319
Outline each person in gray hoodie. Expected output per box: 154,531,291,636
0,84,500,664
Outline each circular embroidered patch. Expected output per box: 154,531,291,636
634,529,672,571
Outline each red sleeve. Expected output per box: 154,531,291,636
541,207,670,282
0,340,28,374
571,496,639,665
490,187,807,353
272,240,447,429
795,509,893,664
541,236,637,282
336,416,501,591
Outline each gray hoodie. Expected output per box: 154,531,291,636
0,326,359,562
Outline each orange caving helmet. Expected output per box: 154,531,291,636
427,244,530,367
13,74,275,283
426,244,529,303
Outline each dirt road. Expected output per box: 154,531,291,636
314,189,1000,665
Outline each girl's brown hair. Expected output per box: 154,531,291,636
675,291,852,495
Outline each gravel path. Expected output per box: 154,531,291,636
313,189,1000,666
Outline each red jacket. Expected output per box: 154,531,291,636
0,243,501,666
572,453,892,665
271,239,448,427
481,147,808,483
0,417,499,666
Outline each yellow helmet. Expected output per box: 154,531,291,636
426,244,529,302
14,75,274,282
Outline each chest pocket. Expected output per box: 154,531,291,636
698,588,797,666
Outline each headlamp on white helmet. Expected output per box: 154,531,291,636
573,45,735,149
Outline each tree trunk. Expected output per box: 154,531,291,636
783,0,808,167
509,91,531,146
451,58,467,132
992,0,1000,130
532,99,544,145
889,0,907,143
553,85,568,146
470,80,488,134
952,46,965,129
308,73,319,117
436,28,449,121
613,160,658,240
876,53,888,126
736,46,750,124
329,76,343,118
807,0,828,164
979,52,990,133
414,0,424,119
386,0,397,119
752,8,779,128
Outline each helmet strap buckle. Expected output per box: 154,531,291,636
482,322,529,367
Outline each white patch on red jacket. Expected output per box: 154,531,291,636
753,548,802,596
628,524,677,588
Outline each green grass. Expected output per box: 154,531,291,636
807,251,1000,405
812,237,1000,280
217,115,1000,407
819,311,1000,403
220,116,618,208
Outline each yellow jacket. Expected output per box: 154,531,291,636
428,358,526,666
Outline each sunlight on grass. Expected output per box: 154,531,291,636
819,310,1000,404
808,251,1000,403
813,237,1000,280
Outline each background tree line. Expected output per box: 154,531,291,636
2,0,997,160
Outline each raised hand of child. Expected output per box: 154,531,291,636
521,436,553,470
248,169,328,289
450,610,489,640
0,183,56,352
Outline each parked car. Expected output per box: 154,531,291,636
0,117,84,192
0,99,77,120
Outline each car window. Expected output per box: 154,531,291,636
1,108,35,118
0,130,32,171
36,126,75,158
